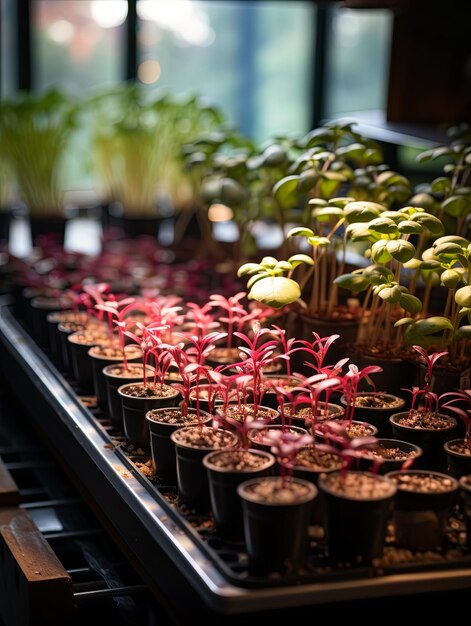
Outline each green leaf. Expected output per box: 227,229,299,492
431,177,452,193
377,285,402,303
333,273,370,293
454,325,471,340
403,317,454,347
311,206,344,221
403,258,422,270
237,263,262,277
397,220,423,234
297,169,319,193
433,241,465,256
399,293,422,315
327,196,356,208
455,286,471,307
248,276,301,308
260,256,279,268
307,236,330,247
442,195,471,217
367,217,399,235
336,143,366,160
273,176,300,210
371,240,392,264
275,261,293,272
247,272,270,288
441,269,462,288
410,212,444,235
394,317,415,327
286,226,314,238
386,239,416,263
261,144,287,167
434,235,470,246
287,254,314,267
344,201,384,222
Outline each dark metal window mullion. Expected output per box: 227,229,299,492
126,0,138,81
17,0,31,91
312,2,328,128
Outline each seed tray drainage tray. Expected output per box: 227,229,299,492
2,301,471,613
96,411,471,589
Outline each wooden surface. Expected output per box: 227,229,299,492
0,457,20,506
0,507,77,626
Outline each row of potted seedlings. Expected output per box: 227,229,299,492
24,281,471,576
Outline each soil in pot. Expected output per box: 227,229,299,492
203,448,276,539
390,411,457,471
356,438,423,474
118,382,180,450
340,393,405,438
258,374,301,409
103,363,154,430
246,424,308,453
146,407,212,480
237,476,317,574
386,470,459,552
319,471,396,565
214,405,280,437
444,439,471,478
281,401,344,429
171,426,239,512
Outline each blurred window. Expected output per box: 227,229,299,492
137,0,314,143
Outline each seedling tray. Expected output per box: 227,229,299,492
2,301,471,614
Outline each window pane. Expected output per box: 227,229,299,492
324,8,393,119
137,0,314,142
31,1,127,192
32,0,126,91
1,0,17,96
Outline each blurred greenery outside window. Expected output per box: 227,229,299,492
20,1,392,197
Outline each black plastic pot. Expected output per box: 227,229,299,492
444,439,471,478
67,333,106,394
118,382,180,450
171,426,238,513
108,203,162,239
340,392,406,438
318,471,396,565
237,476,317,574
390,412,457,471
57,320,88,375
102,364,154,430
146,407,211,481
0,209,12,244
386,469,459,551
30,296,70,350
290,448,342,529
203,448,276,539
88,347,142,413
459,475,471,551
354,351,415,397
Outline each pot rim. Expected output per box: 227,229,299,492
385,468,459,494
170,426,238,451
203,448,276,474
237,475,317,505
340,392,406,410
102,363,154,378
145,406,211,424
444,438,471,458
118,381,180,399
318,470,396,501
389,411,457,431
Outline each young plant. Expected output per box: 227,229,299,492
232,322,279,412
207,292,248,349
341,363,383,425
401,345,448,417
315,420,381,473
440,389,471,448
123,322,168,387
262,428,314,486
